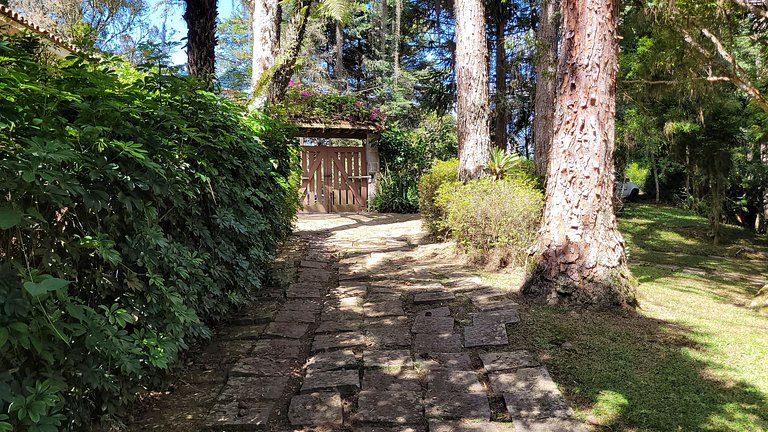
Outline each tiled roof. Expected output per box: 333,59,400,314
0,4,79,54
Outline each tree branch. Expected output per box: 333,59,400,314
679,26,768,113
730,0,768,20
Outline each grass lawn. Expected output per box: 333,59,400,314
491,204,768,431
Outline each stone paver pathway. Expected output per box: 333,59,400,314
130,214,587,432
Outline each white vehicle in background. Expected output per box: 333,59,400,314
617,181,641,202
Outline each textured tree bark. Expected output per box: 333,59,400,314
266,0,312,104
454,0,491,180
533,0,559,177
394,0,401,81
335,21,346,79
251,0,280,106
523,0,636,309
184,0,217,88
380,0,388,57
494,0,508,149
761,142,768,233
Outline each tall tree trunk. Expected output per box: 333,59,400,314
335,21,346,80
653,160,660,203
184,0,217,88
251,0,280,106
760,142,768,233
523,0,636,309
394,0,401,81
266,0,312,104
454,0,491,180
533,0,559,177
494,0,508,149
380,0,388,57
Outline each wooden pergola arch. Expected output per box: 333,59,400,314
292,122,381,213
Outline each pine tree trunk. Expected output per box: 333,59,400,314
494,0,508,149
184,0,217,88
653,161,660,203
266,0,312,104
533,0,559,177
251,0,280,106
454,0,490,180
394,0,401,81
759,142,768,233
335,21,346,79
523,0,636,309
380,0,388,57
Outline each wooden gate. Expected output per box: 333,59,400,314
300,146,368,213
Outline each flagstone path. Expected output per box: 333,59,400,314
129,213,587,432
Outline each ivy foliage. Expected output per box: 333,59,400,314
0,36,299,430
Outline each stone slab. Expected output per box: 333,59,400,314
305,350,360,373
480,351,539,372
487,367,558,396
362,369,421,391
427,370,485,393
265,321,309,339
218,324,266,341
463,324,508,348
502,389,573,420
287,285,325,299
366,316,409,326
354,427,425,432
470,309,520,326
297,269,332,283
411,316,455,334
417,353,472,372
354,390,424,424
414,291,456,303
312,332,368,352
474,300,519,312
364,300,405,318
252,339,303,359
300,260,328,269
366,325,412,348
205,400,273,427
217,376,288,401
315,319,362,333
428,420,516,432
283,299,323,313
424,391,490,421
231,356,298,377
364,350,413,369
414,333,462,353
415,307,451,319
288,392,343,426
275,309,317,323
512,418,588,432
301,369,360,392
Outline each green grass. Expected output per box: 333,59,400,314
486,204,768,431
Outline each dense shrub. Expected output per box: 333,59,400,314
272,80,386,127
418,159,459,235
0,36,299,431
377,113,457,178
434,178,543,267
368,170,420,213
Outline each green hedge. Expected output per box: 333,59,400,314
0,36,299,431
418,159,459,234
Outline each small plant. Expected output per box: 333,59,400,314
486,148,521,181
369,170,419,213
418,159,459,235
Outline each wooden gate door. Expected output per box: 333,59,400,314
300,146,368,213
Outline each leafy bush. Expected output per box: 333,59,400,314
418,159,459,235
369,170,420,213
434,178,543,267
0,36,299,431
377,113,457,178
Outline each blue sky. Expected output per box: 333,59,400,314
147,0,236,65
